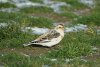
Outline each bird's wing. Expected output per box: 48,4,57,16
31,29,60,43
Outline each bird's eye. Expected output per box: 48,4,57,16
59,27,62,28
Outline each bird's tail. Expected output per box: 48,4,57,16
23,42,32,46
23,40,38,46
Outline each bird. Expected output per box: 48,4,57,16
23,24,64,47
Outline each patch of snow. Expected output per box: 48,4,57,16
91,46,98,51
80,0,95,8
22,27,49,35
1,54,4,56
50,2,67,13
0,23,8,27
97,29,100,35
0,8,19,13
0,0,8,3
65,58,74,62
0,65,4,67
50,59,57,61
43,0,71,13
65,24,88,32
11,48,15,51
80,59,88,62
11,0,44,8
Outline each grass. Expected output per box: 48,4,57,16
75,12,100,26
0,52,34,67
0,52,62,67
73,0,100,26
47,30,100,58
0,22,37,48
0,12,54,28
29,0,43,3
20,6,53,13
59,12,78,19
0,3,16,8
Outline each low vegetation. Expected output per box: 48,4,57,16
0,3,16,8
29,0,43,3
75,12,100,26
20,6,53,13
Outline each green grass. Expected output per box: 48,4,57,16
74,0,100,26
75,12,100,26
0,12,54,28
0,3,16,8
59,12,78,19
92,0,100,13
0,51,100,67
0,52,35,67
0,22,38,48
20,6,53,13
29,0,43,3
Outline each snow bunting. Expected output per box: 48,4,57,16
23,24,64,47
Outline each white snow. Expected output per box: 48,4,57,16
97,29,100,34
65,58,74,62
43,0,71,13
11,0,44,8
0,23,8,27
65,24,88,32
49,2,67,13
0,0,8,3
22,27,49,35
80,59,88,62
50,59,57,61
80,0,95,8
91,46,98,51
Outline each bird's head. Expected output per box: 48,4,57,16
55,24,64,35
